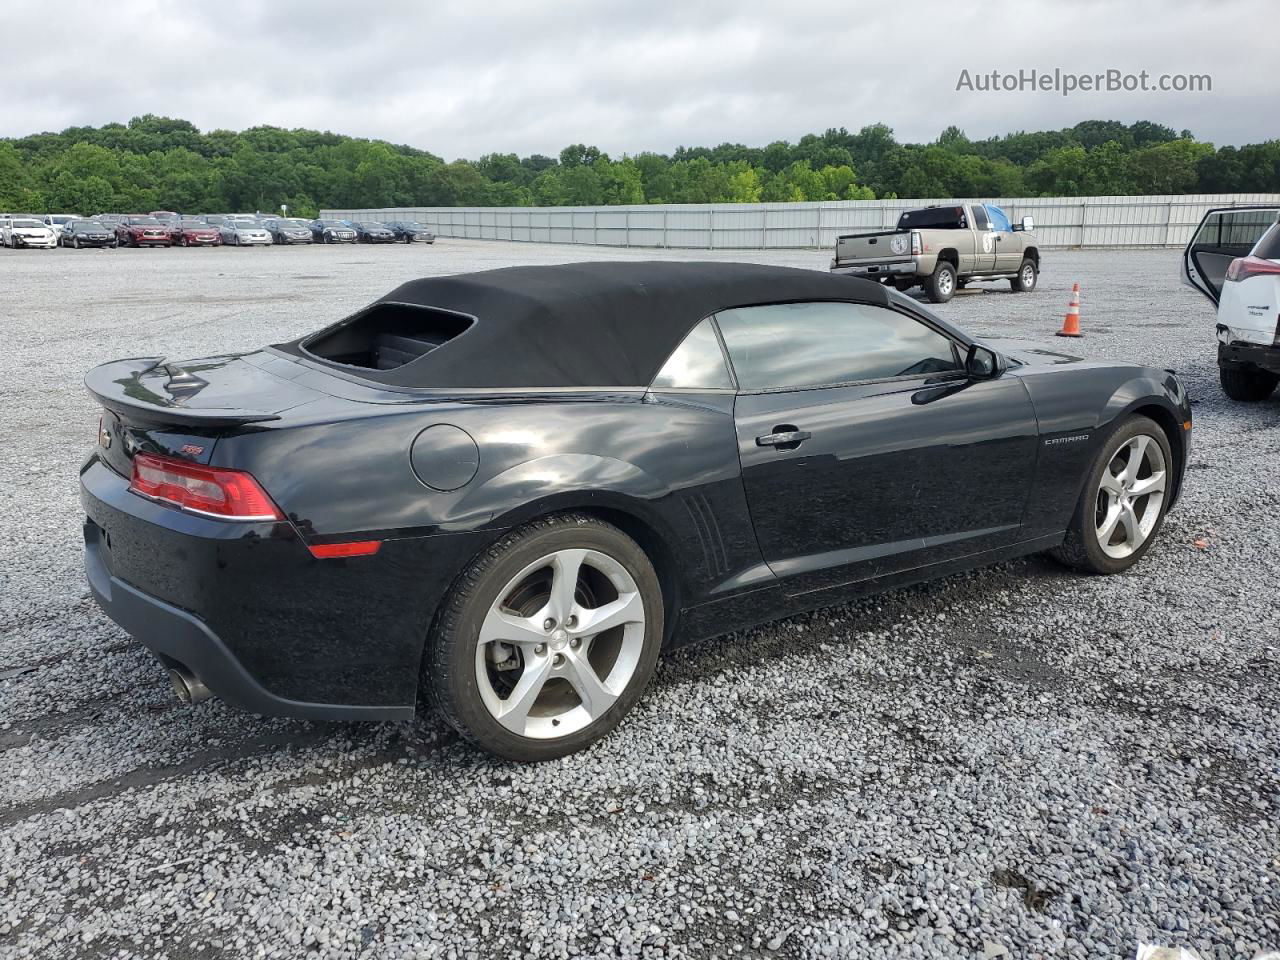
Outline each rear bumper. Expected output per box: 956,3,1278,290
80,455,424,721
830,260,917,279
1219,340,1280,375
84,522,409,721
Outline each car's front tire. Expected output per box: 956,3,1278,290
1219,362,1278,402
1011,258,1038,292
426,514,664,762
925,261,957,303
1049,415,1173,575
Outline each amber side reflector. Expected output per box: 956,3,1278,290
1183,421,1192,431
308,541,382,559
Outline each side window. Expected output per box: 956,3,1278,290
651,317,734,390
1253,222,1280,260
715,301,961,391
971,205,990,230
986,205,1012,232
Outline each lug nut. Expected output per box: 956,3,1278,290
553,653,565,667
569,637,580,649
566,614,578,628
534,643,546,656
543,618,556,630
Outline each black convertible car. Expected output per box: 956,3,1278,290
81,262,1190,760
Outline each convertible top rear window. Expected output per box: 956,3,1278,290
302,303,474,371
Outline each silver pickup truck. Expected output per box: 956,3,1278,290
830,203,1040,303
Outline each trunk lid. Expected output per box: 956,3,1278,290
86,354,322,427
86,353,325,476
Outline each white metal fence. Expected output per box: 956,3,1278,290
323,194,1280,250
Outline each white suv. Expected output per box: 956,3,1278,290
43,214,79,236
1183,206,1280,402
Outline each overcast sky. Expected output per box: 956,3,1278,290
5,0,1274,158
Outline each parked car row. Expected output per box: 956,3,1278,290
0,212,437,249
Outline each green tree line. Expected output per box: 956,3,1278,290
1,115,1277,217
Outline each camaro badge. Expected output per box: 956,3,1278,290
181,443,205,457
1044,434,1090,446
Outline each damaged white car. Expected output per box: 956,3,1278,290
1183,206,1280,401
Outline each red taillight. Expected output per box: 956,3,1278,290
129,452,284,522
910,231,922,256
307,541,382,559
1225,256,1280,283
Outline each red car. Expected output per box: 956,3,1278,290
116,215,171,248
169,219,222,247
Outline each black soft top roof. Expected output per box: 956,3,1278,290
274,261,889,389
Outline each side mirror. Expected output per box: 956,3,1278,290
965,343,1002,379
1012,215,1034,232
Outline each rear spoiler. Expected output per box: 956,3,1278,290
84,357,281,428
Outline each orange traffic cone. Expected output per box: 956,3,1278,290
1057,283,1083,337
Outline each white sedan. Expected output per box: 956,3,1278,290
218,221,273,246
2,217,59,249
1183,206,1280,402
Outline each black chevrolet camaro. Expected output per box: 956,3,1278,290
81,262,1190,760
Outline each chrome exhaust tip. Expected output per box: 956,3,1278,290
168,667,212,705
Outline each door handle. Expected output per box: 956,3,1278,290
756,429,811,448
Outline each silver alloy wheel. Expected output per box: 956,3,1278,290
474,548,646,739
1094,433,1167,559
938,269,954,296
1020,263,1035,288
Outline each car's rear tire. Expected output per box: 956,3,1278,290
1219,363,1278,402
1049,415,1173,575
426,514,664,762
925,261,957,303
1010,258,1038,292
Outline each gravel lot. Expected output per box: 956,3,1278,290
1,241,1277,960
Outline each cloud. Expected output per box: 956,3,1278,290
3,0,1274,156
